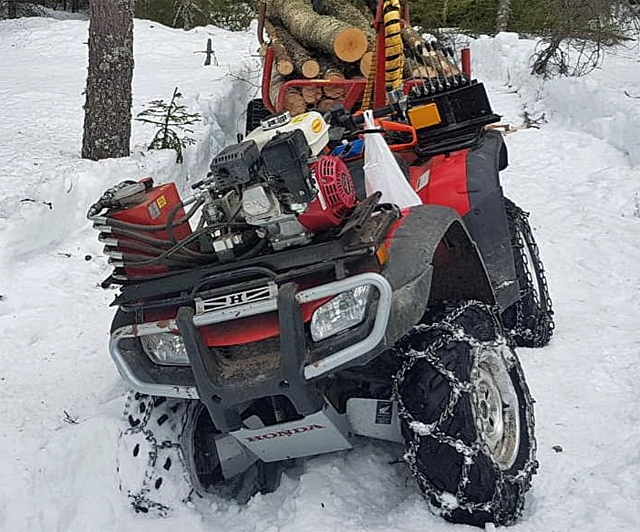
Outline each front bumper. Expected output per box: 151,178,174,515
110,272,394,431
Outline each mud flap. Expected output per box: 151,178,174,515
463,131,519,311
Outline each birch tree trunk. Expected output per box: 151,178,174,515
496,0,512,33
82,0,134,160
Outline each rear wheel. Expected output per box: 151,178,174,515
501,198,554,347
394,301,537,527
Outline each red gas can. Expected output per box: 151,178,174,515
108,182,192,278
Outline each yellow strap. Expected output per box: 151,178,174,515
362,0,405,108
384,0,404,91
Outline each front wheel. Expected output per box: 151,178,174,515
116,392,273,515
394,302,538,527
116,393,197,515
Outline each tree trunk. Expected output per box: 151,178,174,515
496,0,512,33
82,0,134,161
266,0,368,62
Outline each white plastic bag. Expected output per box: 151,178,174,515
363,109,422,208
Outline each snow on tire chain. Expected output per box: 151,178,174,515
0,17,638,532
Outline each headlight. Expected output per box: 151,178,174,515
310,286,370,342
140,333,190,366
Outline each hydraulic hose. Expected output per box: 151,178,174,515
166,196,205,244
113,226,216,267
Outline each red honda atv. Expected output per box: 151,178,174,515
90,96,549,526
88,4,553,528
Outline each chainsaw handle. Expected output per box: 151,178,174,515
377,119,418,151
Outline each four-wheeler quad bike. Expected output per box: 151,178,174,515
88,4,553,528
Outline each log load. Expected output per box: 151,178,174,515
266,0,368,63
259,1,462,116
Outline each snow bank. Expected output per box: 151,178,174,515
0,18,261,532
0,18,260,263
471,33,640,165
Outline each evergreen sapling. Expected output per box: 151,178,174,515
136,87,201,163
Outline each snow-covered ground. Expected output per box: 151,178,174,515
1,17,639,532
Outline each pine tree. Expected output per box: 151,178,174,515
82,0,134,160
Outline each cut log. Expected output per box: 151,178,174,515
266,0,367,62
402,56,412,78
423,49,459,78
400,25,425,54
283,88,307,115
301,85,323,104
301,60,321,78
315,59,347,99
436,49,461,76
334,27,369,62
270,19,321,78
268,71,286,110
410,63,438,79
323,83,346,100
316,97,341,112
263,19,294,76
323,74,346,100
401,26,460,78
314,0,375,49
359,50,373,76
320,59,345,78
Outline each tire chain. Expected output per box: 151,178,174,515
506,201,555,347
117,392,193,516
393,301,538,525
